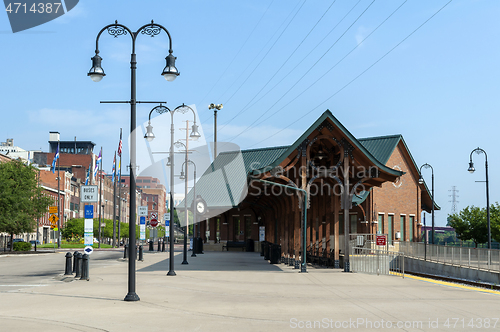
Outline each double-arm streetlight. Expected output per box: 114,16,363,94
88,20,179,302
468,147,490,249
179,160,197,257
419,163,434,245
144,104,200,273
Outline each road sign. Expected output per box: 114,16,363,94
150,212,158,227
84,205,94,219
376,235,386,246
165,220,169,227
140,216,146,225
49,206,58,214
84,246,94,255
81,185,98,202
138,206,148,216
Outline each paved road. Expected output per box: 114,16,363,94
0,250,122,291
0,250,499,331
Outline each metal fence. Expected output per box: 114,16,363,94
399,242,500,272
350,247,404,277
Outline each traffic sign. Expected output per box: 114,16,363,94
150,212,158,227
84,205,94,219
138,206,148,216
84,246,94,255
81,185,98,202
140,216,146,225
49,206,58,214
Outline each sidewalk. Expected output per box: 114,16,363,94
0,250,499,331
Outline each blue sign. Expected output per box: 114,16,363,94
166,220,169,227
84,205,93,219
140,216,146,225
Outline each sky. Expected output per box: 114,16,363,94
1,0,499,227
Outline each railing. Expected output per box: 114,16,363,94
350,247,404,278
399,242,500,272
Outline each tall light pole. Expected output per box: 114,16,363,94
144,104,201,274
468,147,490,249
88,20,179,302
208,103,223,160
419,163,434,245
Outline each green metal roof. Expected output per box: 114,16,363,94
178,146,289,209
250,110,403,178
358,135,402,165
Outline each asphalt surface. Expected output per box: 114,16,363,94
0,249,499,331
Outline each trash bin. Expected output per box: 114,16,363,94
196,237,203,254
246,239,254,252
270,244,281,264
264,242,271,260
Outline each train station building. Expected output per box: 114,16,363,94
185,110,439,269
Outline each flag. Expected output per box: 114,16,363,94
118,159,121,182
51,142,59,173
117,129,122,157
112,154,116,184
93,149,101,181
85,161,91,185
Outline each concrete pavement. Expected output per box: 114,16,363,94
0,249,499,331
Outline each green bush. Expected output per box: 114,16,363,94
13,241,32,251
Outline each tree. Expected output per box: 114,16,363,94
448,206,487,247
490,202,500,243
0,160,52,250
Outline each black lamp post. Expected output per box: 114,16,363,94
208,103,223,160
144,104,200,273
180,160,197,257
88,20,179,302
418,163,434,245
468,147,490,249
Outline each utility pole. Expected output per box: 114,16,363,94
208,103,223,160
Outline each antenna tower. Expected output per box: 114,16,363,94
448,186,459,214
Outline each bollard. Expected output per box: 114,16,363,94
162,241,165,252
149,240,154,251
80,254,89,281
295,259,300,269
124,244,128,259
64,252,73,275
138,245,143,261
75,252,82,278
157,240,161,252
72,251,78,273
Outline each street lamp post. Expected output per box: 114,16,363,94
468,147,490,249
180,160,197,257
144,104,200,274
88,20,179,302
418,163,434,245
208,103,223,160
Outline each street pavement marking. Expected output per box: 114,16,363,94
402,274,500,295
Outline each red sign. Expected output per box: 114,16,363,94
376,235,386,246
150,212,158,227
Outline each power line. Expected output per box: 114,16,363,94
221,0,306,106
224,0,377,143
198,0,276,123
215,0,339,131
245,0,453,149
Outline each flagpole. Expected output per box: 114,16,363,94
98,147,103,249
117,128,123,248
57,141,61,249
113,151,117,248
